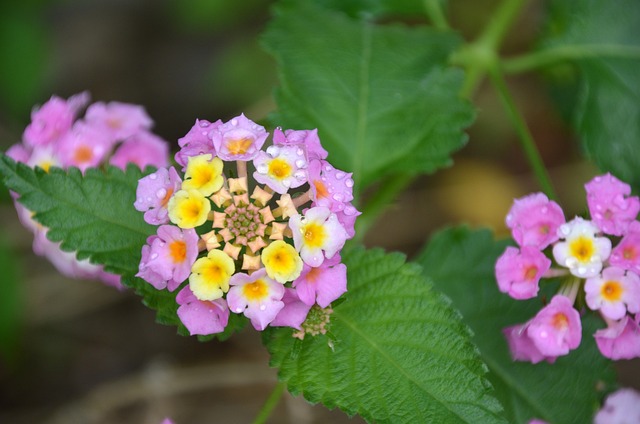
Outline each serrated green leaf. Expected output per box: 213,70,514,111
415,227,616,424
264,247,506,423
262,0,473,192
0,155,154,275
540,0,640,187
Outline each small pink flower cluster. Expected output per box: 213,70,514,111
7,92,170,288
134,114,359,336
496,173,640,362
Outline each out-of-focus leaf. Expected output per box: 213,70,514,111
0,234,22,363
263,0,473,192
540,0,640,188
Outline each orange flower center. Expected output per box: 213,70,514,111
74,145,93,163
169,240,187,263
601,281,623,302
227,137,253,155
243,279,268,301
523,265,538,281
551,312,569,330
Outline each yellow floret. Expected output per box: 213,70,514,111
189,249,235,301
261,240,303,283
168,189,211,228
182,154,224,196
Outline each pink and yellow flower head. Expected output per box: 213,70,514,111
10,92,170,289
497,173,640,363
135,114,358,337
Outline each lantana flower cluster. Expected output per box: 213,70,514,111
496,173,640,362
134,114,359,336
7,92,170,288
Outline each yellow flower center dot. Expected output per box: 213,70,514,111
601,281,623,302
74,145,93,163
569,236,595,263
169,240,186,263
551,312,569,330
268,158,292,180
228,137,253,155
243,279,268,301
303,222,326,248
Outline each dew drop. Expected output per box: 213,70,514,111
295,159,306,168
345,179,354,188
199,121,209,128
335,172,345,180
149,173,158,180
266,146,280,157
156,188,167,199
231,119,238,126
260,304,266,311
324,164,333,172
294,171,306,180
296,148,305,156
344,205,357,215
541,207,548,214
147,197,153,202
257,164,268,174
333,194,344,202
150,253,158,260
282,179,292,188
236,308,243,313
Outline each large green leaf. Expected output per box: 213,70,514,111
0,155,154,276
416,227,616,424
264,248,506,423
540,0,640,187
262,0,473,191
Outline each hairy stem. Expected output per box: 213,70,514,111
423,0,449,30
252,381,287,424
502,44,640,73
455,0,529,98
488,65,557,199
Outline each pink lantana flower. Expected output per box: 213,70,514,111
176,285,230,336
211,114,268,161
253,145,308,194
585,267,640,320
56,122,114,172
293,254,347,307
227,269,285,331
552,217,611,278
136,225,199,292
526,295,582,357
289,206,349,267
610,221,640,274
175,119,219,170
270,288,312,330
23,92,89,147
110,132,169,170
134,167,182,226
84,101,153,142
594,315,640,360
585,173,640,236
594,388,640,424
503,324,557,364
505,192,565,250
495,246,551,300
273,127,328,161
307,160,355,214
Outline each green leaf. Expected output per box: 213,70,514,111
540,0,640,187
262,0,473,192
415,227,616,424
264,248,506,423
0,154,154,276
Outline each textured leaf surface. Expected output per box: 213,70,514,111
416,227,616,424
263,0,473,191
541,0,640,187
0,155,153,275
265,248,506,423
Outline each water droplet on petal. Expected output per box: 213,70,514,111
260,304,266,311
324,165,333,172
296,148,305,156
149,173,158,180
295,159,306,168
156,188,167,199
335,172,345,180
257,164,268,174
236,307,243,313
345,179,354,188
266,146,280,157
282,179,292,188
199,121,209,128
231,119,238,126
150,253,158,260
333,194,344,202
294,170,306,180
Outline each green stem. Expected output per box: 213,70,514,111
252,381,287,424
423,0,449,30
502,44,640,74
455,0,529,98
488,65,557,200
353,174,415,244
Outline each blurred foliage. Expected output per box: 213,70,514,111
0,1,49,125
0,233,22,365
